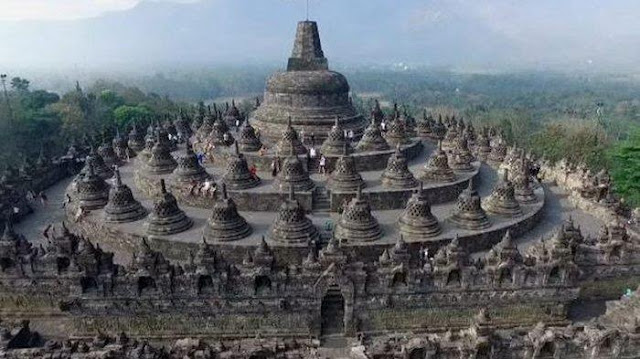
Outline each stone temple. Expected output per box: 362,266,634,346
252,21,368,141
1,19,640,359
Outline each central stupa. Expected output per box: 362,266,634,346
252,21,367,140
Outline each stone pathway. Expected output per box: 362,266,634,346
15,176,74,244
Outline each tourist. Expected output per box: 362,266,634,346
223,132,230,144
62,193,72,209
381,121,387,132
309,146,317,160
305,149,311,169
347,129,354,142
196,152,205,165
249,164,258,180
310,133,315,146
258,145,267,156
74,207,86,222
271,158,278,177
38,191,48,207
300,129,305,144
235,119,240,132
319,155,327,175
255,127,261,140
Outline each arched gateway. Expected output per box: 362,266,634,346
320,286,345,336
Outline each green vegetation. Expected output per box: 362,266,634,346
0,76,182,166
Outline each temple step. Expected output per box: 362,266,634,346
313,185,331,212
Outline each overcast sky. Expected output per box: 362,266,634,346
1,0,639,71
0,0,195,21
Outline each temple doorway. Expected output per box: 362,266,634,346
321,288,345,336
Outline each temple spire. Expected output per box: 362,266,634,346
287,21,328,71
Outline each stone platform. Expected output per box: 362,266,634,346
65,138,546,264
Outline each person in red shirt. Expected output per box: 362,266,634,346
249,164,258,180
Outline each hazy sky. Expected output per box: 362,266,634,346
1,0,639,71
0,0,195,21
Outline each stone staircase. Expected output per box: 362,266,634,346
307,156,320,174
313,186,331,214
318,336,352,358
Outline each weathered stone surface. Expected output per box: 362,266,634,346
449,180,491,230
274,117,307,156
145,179,192,235
384,114,410,146
145,133,177,175
430,115,447,140
203,183,252,242
272,151,315,192
483,170,522,217
236,119,262,152
171,143,211,183
356,118,390,152
103,168,147,223
321,117,353,155
252,21,367,140
488,135,507,164
83,147,113,179
380,144,418,189
269,186,319,245
398,183,441,239
420,142,456,183
334,187,382,243
221,143,260,190
327,146,364,192
76,162,109,210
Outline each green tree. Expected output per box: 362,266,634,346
113,105,153,128
608,128,640,207
10,77,29,92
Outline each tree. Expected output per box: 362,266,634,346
113,105,153,128
10,77,29,92
608,128,640,207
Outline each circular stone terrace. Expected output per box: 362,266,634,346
64,132,548,264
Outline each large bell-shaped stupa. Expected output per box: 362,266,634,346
251,21,367,141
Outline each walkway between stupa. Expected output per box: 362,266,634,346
14,146,605,266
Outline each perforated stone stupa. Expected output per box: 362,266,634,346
269,186,319,245
356,118,390,152
398,183,441,240
103,169,147,223
84,147,113,179
334,187,382,243
76,163,109,210
203,184,252,242
321,117,353,155
274,117,307,156
127,124,145,152
236,119,262,152
380,144,418,189
221,143,260,190
172,143,210,183
483,170,522,217
450,180,491,230
145,133,177,175
327,145,365,192
272,149,315,192
145,179,192,235
252,21,367,140
420,142,456,183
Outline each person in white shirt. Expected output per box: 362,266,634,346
319,155,327,175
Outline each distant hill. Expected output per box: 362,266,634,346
0,0,638,72
0,0,524,70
